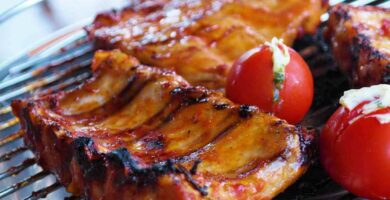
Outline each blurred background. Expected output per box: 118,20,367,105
0,0,129,62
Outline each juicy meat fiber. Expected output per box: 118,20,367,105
327,4,390,87
87,0,327,89
12,50,314,200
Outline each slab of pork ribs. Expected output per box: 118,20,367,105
86,0,327,89
327,4,390,87
12,50,314,200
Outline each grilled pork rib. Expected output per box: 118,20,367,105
87,0,327,89
327,4,390,87
12,50,314,200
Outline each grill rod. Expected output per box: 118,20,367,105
0,171,51,199
0,59,91,102
24,182,62,200
0,44,92,91
0,158,36,181
0,131,24,147
0,146,28,162
0,117,19,130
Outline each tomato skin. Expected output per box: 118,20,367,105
226,46,313,124
226,46,274,111
274,49,314,124
320,105,390,199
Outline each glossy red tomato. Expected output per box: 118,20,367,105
226,44,313,124
320,103,390,199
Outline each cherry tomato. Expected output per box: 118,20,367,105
226,44,313,124
320,103,390,199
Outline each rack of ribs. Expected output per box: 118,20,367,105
12,50,314,200
327,4,390,87
86,0,327,89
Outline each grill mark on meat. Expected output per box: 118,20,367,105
190,159,202,175
176,164,208,196
169,87,209,105
145,86,211,129
153,102,186,130
71,75,150,122
142,98,182,128
232,150,286,179
213,102,230,110
189,147,289,182
93,100,184,144
175,117,242,163
238,105,257,118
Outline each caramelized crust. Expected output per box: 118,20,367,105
87,0,327,89
12,50,314,200
327,4,390,87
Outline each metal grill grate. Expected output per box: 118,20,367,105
0,0,388,199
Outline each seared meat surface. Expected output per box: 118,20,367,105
327,4,390,87
12,50,314,200
87,0,326,89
